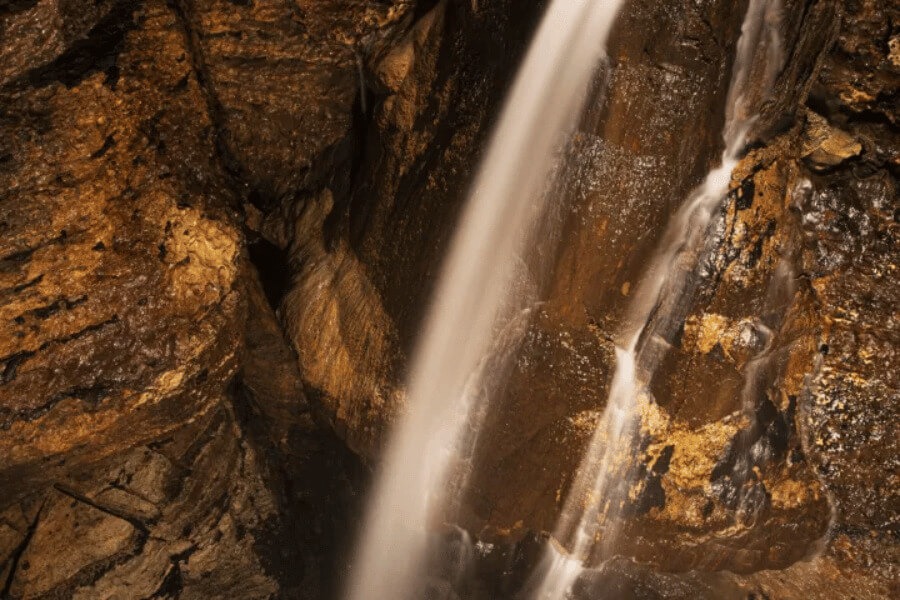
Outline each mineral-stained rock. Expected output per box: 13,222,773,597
0,404,280,600
282,0,898,593
282,188,406,457
0,0,243,506
609,122,834,573
238,269,368,600
0,0,364,597
455,0,840,574
0,265,363,600
0,0,117,87
9,490,139,598
173,0,415,203
0,0,896,596
281,0,548,458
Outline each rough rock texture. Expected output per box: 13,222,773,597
1,0,365,598
481,0,896,595
0,387,361,599
173,0,415,201
0,0,896,597
2,406,280,600
280,0,547,457
280,0,898,596
462,0,791,553
1,0,243,505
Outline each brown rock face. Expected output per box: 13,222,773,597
462,0,766,545
0,0,117,87
1,407,279,599
0,0,243,504
281,0,548,457
173,0,413,201
0,0,896,597
1,1,364,597
280,0,897,595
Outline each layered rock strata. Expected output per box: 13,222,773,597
0,0,896,598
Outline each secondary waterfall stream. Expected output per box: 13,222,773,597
344,2,625,600
528,1,784,598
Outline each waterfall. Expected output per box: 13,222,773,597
344,2,625,600
527,1,784,598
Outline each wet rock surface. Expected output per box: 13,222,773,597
280,0,547,458
0,0,897,598
0,0,243,504
0,0,364,597
449,1,897,593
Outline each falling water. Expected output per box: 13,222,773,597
528,1,784,598
344,2,625,600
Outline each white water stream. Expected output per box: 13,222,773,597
344,2,625,600
528,1,784,598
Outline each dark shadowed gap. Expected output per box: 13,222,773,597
14,0,144,90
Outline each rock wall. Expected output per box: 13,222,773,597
0,0,896,598
280,0,547,458
277,0,899,594
0,1,367,597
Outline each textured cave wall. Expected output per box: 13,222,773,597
480,0,896,595
278,0,898,596
1,0,244,508
275,0,844,575
599,0,899,591
0,0,896,598
0,0,548,597
460,0,775,546
279,0,548,457
0,0,373,597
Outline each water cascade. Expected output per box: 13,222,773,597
527,1,784,598
344,2,625,600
